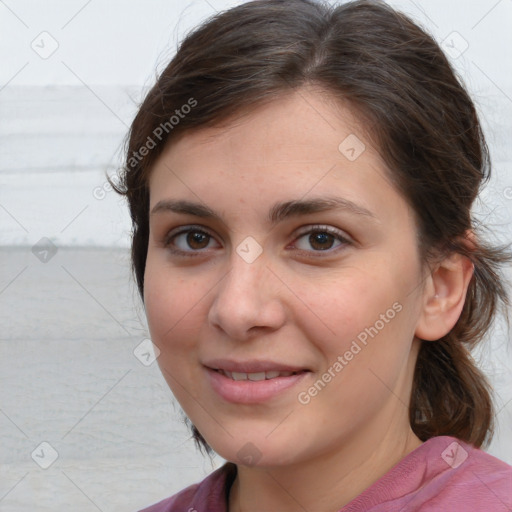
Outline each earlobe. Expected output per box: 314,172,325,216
414,252,474,341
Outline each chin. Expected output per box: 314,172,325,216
201,428,303,468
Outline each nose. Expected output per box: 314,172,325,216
207,251,287,341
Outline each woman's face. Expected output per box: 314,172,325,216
144,88,427,467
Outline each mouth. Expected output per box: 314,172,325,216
213,369,306,381
203,361,311,404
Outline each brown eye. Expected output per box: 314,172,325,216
164,227,220,253
293,226,350,254
186,231,210,249
308,232,336,251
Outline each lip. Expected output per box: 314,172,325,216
203,360,311,404
203,358,309,374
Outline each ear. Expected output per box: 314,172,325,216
415,236,475,341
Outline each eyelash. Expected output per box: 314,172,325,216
162,224,351,257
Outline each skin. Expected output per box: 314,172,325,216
144,87,474,511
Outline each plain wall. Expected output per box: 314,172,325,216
1,0,511,247
1,1,511,511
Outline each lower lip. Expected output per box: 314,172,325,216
205,367,309,404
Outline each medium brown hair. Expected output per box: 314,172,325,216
114,0,511,449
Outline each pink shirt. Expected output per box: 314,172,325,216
139,436,512,511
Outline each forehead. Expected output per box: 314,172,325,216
147,88,410,228
154,89,372,174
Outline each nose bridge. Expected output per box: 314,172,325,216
208,248,285,338
218,251,269,311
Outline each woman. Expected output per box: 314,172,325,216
115,0,512,510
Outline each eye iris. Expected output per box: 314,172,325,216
309,232,334,250
187,231,209,249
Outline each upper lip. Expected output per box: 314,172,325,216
203,359,310,373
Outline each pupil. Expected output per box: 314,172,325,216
188,231,209,249
309,232,333,250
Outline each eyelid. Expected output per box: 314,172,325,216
163,224,220,251
162,223,352,255
164,224,214,241
289,224,352,255
292,224,352,242
163,224,352,247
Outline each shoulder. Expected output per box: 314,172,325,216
430,437,512,509
342,436,512,511
138,463,237,512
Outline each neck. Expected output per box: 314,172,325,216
228,416,423,512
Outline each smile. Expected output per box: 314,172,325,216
204,362,311,404
215,369,302,381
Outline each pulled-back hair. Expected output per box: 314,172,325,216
114,0,511,449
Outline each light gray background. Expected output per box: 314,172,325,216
1,1,511,511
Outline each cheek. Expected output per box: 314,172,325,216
143,260,209,406
295,260,419,403
295,267,400,349
143,258,201,352
318,277,417,396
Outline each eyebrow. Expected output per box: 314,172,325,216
150,196,376,225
